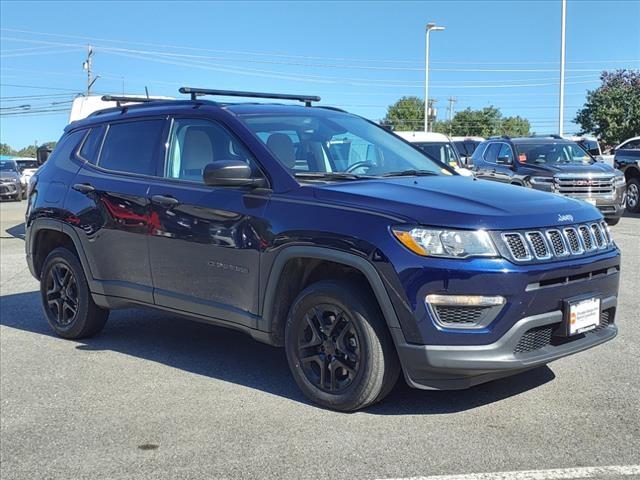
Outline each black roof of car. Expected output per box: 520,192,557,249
486,136,576,144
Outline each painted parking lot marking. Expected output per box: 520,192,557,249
379,464,640,480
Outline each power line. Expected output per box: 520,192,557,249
2,27,638,67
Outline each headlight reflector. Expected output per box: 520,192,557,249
392,227,497,258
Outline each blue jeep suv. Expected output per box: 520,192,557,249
25,88,620,411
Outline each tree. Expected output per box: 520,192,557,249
574,69,640,146
15,141,56,158
0,143,16,156
16,145,37,158
498,116,531,137
382,96,424,131
432,107,531,137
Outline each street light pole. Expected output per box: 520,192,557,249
425,23,445,132
558,0,567,135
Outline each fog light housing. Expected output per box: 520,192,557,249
425,294,505,329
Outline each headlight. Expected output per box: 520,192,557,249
529,176,555,190
392,227,498,258
613,175,625,187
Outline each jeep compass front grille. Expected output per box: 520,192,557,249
499,222,610,263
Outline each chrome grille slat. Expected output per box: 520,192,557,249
525,231,551,260
555,176,614,196
500,222,612,262
501,233,532,261
563,227,584,254
545,229,569,257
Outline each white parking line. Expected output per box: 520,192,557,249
379,465,640,480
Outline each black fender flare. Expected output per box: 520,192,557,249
28,219,101,293
260,246,402,340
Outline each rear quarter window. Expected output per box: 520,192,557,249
78,125,106,164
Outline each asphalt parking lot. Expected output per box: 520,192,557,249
1,199,639,480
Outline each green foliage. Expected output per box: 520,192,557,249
431,107,531,137
574,69,640,146
0,141,57,158
381,96,424,131
0,143,17,156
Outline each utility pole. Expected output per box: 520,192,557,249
447,97,457,135
83,45,96,95
427,99,437,132
558,0,567,136
424,23,445,132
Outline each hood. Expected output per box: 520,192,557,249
312,176,601,230
521,161,616,176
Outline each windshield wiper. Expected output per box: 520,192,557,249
294,172,373,181
381,169,438,177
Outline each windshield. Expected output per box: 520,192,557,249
16,160,38,171
0,160,18,172
515,142,594,165
414,142,460,167
240,112,452,179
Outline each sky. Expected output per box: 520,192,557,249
1,0,639,149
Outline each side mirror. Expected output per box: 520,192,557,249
496,156,512,165
36,146,52,166
203,160,267,188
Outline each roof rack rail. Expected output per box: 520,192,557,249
179,87,321,106
101,95,163,107
528,133,564,139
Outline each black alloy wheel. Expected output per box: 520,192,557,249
296,304,361,393
45,263,79,327
285,280,400,411
40,247,109,339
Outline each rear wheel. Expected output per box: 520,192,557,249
40,247,109,339
285,280,400,411
626,178,640,213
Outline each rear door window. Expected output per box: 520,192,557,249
98,119,165,176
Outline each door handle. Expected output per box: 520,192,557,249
72,183,95,194
151,194,179,207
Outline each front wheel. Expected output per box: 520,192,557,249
285,280,400,411
626,178,640,213
40,247,109,339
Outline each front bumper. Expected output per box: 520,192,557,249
562,188,626,220
393,296,617,390
0,182,19,197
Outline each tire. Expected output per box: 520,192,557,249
605,217,620,226
12,193,20,202
285,279,400,411
40,247,109,339
626,178,640,213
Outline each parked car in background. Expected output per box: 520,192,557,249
395,131,474,176
0,159,24,201
25,88,620,411
471,135,626,224
565,135,614,167
451,136,484,166
613,136,640,213
15,158,39,199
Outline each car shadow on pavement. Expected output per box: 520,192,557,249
0,290,555,415
2,222,25,240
